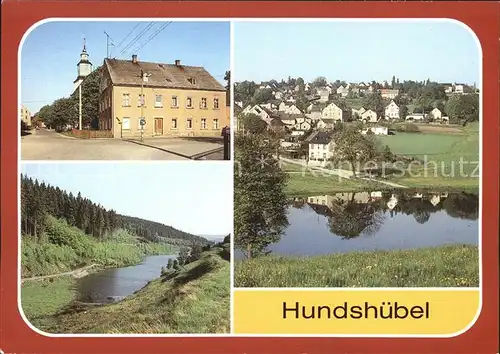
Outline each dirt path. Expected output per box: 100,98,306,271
21,264,98,284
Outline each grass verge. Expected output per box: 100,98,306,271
28,246,230,334
234,244,479,287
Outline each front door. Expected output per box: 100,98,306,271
154,118,163,135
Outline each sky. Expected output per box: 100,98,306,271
20,163,233,236
233,20,480,85
21,21,230,114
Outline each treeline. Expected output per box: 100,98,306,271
20,175,208,245
34,67,101,131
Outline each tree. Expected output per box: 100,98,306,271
251,88,274,105
239,113,268,135
391,75,396,88
172,259,180,270
296,77,305,86
362,91,385,118
188,243,203,263
330,126,378,178
399,105,409,120
224,70,231,107
383,145,394,162
70,67,101,129
177,247,190,265
234,80,258,105
234,134,289,258
50,97,78,131
444,94,479,124
312,76,327,88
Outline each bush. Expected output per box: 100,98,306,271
395,123,420,133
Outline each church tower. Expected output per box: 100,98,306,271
73,38,93,92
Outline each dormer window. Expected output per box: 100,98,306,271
187,77,196,85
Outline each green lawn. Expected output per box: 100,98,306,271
235,244,479,288
285,170,386,196
27,247,230,334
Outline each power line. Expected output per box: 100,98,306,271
114,22,141,53
130,22,172,55
119,22,155,57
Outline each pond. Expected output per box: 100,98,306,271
235,190,479,258
76,254,176,303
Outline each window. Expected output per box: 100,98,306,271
186,97,193,108
122,94,130,107
201,97,207,109
122,117,130,130
201,118,207,129
187,77,196,85
172,118,178,129
186,119,193,129
213,119,219,130
171,96,178,108
213,98,219,109
155,95,163,108
137,94,145,107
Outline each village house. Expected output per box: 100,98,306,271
360,109,378,123
336,85,348,97
318,89,330,103
268,117,286,134
242,104,273,124
384,100,400,119
98,56,228,138
20,105,32,127
308,131,334,165
321,102,344,122
316,118,337,130
285,104,303,115
306,104,326,121
278,101,288,111
379,88,399,99
405,113,425,121
274,91,283,100
429,107,442,120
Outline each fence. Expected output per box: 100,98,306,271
71,129,113,139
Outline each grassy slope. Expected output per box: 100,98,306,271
28,246,230,334
235,244,479,288
22,216,177,277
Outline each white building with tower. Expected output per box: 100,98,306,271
73,39,93,129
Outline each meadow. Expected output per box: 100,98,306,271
234,244,479,288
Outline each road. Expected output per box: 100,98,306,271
279,156,408,189
21,129,225,161
21,264,97,283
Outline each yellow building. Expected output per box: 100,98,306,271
20,105,32,127
99,56,228,138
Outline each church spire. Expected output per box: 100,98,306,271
83,37,87,53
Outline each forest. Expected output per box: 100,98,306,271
20,175,209,246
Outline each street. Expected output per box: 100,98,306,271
21,129,225,160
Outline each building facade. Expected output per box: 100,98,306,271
99,56,228,138
20,105,32,127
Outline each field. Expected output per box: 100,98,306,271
377,122,479,188
234,244,479,288
23,246,230,334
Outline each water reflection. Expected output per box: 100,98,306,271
236,190,479,258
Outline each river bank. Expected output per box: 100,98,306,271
25,245,230,334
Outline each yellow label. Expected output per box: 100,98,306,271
233,289,480,335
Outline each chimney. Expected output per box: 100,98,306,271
132,54,138,63
175,59,181,66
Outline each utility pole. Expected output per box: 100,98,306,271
104,31,114,59
140,69,144,142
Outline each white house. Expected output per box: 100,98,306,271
429,108,442,120
318,89,330,103
294,120,312,131
360,109,378,123
384,100,400,119
336,85,348,97
278,102,288,111
321,102,343,122
244,105,273,124
285,105,302,115
306,103,314,113
274,92,283,100
380,89,399,99
316,118,336,130
308,132,334,166
454,84,464,94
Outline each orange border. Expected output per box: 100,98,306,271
2,1,499,353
